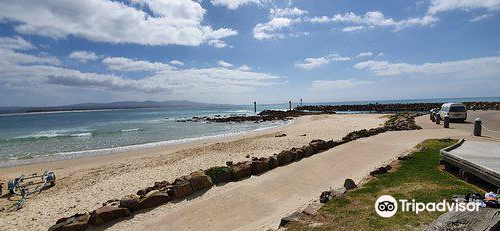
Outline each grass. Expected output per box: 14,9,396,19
287,139,483,231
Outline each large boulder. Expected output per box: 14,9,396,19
268,155,279,169
309,139,327,152
89,200,132,226
119,194,141,212
231,161,252,180
276,150,294,166
205,166,233,184
344,179,357,190
301,145,315,157
291,147,304,161
138,190,171,209
170,178,193,199
189,170,213,191
251,157,270,175
49,213,89,231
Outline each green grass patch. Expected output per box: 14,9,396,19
287,139,483,231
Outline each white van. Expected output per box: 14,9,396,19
439,103,467,122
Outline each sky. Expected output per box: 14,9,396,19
0,0,499,106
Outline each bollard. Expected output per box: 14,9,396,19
431,112,436,122
444,115,449,128
435,113,441,125
474,118,482,136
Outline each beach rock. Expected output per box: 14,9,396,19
302,201,322,215
279,211,305,227
189,171,213,191
302,145,315,157
251,158,270,175
268,155,279,169
205,166,233,184
119,194,141,212
309,139,327,152
231,161,252,180
294,147,305,160
277,150,294,166
320,187,347,203
89,201,131,226
136,187,154,197
370,165,392,176
138,190,171,209
326,139,346,149
344,179,357,190
226,161,233,166
153,180,170,191
170,178,193,199
275,133,286,137
49,213,89,231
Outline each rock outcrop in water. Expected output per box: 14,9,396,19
203,110,335,123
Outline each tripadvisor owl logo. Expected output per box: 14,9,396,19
375,195,480,218
375,195,398,217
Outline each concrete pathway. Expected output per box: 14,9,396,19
106,127,468,231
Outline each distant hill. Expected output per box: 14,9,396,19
0,100,228,114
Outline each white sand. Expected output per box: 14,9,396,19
0,114,386,231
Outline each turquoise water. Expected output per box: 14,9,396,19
0,97,499,167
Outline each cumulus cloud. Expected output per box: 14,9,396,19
295,53,351,69
0,0,237,46
211,0,269,9
428,0,500,14
270,7,308,17
354,55,500,78
308,11,439,31
0,48,59,66
69,51,99,63
103,57,175,72
311,80,372,90
0,36,35,50
217,60,233,68
253,6,309,40
238,65,252,71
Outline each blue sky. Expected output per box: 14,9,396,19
0,0,499,106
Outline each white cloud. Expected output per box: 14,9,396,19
103,57,175,72
0,47,59,66
0,36,35,50
354,55,500,78
210,0,269,9
0,51,284,97
469,13,493,22
238,65,252,71
308,11,439,31
357,52,374,57
295,53,350,70
217,60,233,68
311,80,372,90
428,0,500,14
270,7,308,17
207,39,231,48
69,51,99,63
342,26,364,32
0,0,237,46
377,52,385,57
170,60,185,66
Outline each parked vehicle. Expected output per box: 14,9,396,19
439,103,467,122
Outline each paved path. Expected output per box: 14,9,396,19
105,127,468,231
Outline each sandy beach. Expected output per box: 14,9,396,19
0,114,386,231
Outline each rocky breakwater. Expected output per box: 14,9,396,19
204,109,335,123
296,101,500,112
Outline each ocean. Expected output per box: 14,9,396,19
1,97,499,167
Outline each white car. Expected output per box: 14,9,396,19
439,103,467,122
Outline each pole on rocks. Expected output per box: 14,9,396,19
300,98,303,106
288,100,292,111
435,113,441,125
254,101,257,114
474,118,482,136
444,115,449,128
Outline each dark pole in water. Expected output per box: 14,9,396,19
300,98,303,106
254,101,257,114
289,100,292,111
